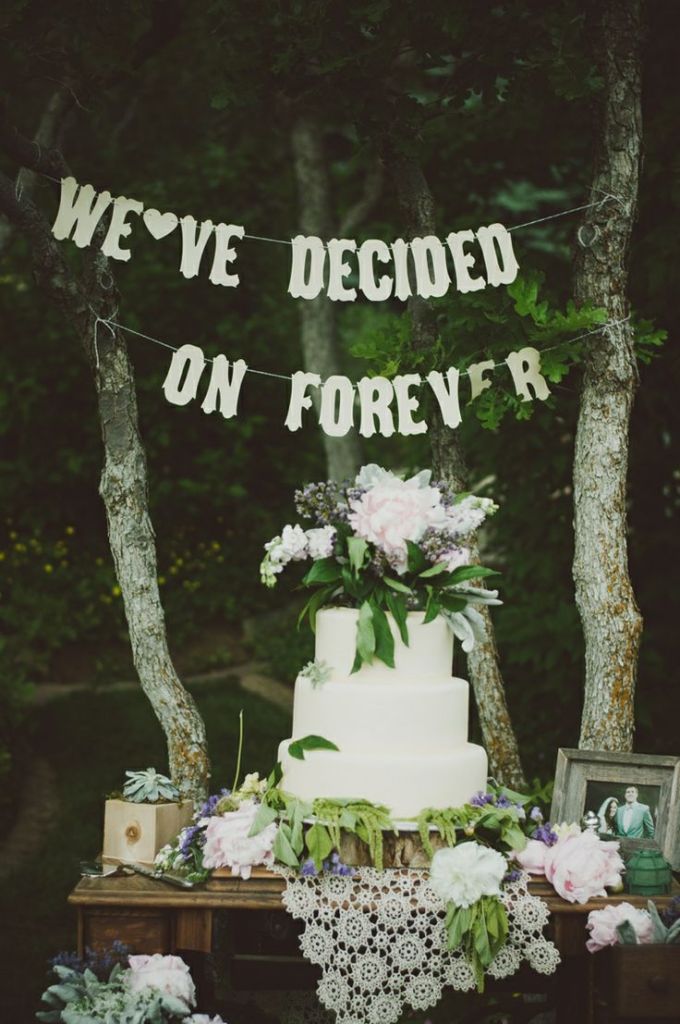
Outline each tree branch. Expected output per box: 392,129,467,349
0,102,70,180
338,156,383,237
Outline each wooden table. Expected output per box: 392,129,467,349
68,872,680,1023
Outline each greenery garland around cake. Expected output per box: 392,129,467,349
259,463,501,668
155,717,541,991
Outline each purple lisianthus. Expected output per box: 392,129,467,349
503,868,522,884
50,941,131,980
197,788,231,820
179,824,204,858
299,853,355,877
470,791,495,807
530,806,544,823
533,823,558,847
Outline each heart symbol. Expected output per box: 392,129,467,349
143,209,179,240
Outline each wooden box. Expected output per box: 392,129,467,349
600,944,680,1020
102,799,193,866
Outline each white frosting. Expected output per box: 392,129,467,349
315,606,452,681
278,741,488,819
292,676,470,752
279,607,487,818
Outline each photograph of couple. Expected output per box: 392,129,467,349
590,784,657,838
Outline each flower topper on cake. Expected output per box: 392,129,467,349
260,464,501,669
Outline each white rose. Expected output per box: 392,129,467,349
429,842,507,909
125,954,195,1011
306,525,336,560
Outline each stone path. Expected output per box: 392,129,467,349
30,660,293,711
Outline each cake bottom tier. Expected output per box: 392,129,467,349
277,740,488,820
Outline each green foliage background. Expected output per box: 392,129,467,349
1,0,679,791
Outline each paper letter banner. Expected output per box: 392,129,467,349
51,177,521,302
160,343,551,438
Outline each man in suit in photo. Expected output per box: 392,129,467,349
615,785,655,838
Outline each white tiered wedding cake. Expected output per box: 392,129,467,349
278,606,487,819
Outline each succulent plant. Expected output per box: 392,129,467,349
617,900,680,945
299,659,332,688
123,769,179,804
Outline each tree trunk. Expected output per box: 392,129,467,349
0,152,210,800
388,149,525,789
291,114,362,481
92,289,211,798
573,0,643,751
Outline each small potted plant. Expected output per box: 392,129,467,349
102,769,194,867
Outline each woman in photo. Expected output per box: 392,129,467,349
597,796,619,834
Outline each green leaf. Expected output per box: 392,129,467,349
298,585,335,632
302,557,342,585
646,899,669,943
406,540,427,574
616,920,640,945
305,822,333,871
347,536,368,575
448,565,499,585
248,802,278,836
423,590,441,624
288,735,340,760
370,600,395,667
384,576,412,595
273,824,300,867
439,593,468,613
355,600,376,665
419,561,450,578
385,589,409,645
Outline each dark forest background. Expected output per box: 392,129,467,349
1,0,679,799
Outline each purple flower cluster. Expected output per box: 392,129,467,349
294,481,347,525
470,791,495,808
503,868,522,884
50,941,131,980
661,895,680,927
470,790,526,819
179,824,204,858
299,852,355,877
470,791,515,810
197,788,231,820
532,823,558,847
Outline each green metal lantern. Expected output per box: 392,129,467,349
624,849,673,896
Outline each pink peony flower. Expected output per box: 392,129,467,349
202,799,278,879
543,831,624,904
586,902,654,953
126,954,196,1010
348,473,448,573
514,839,549,875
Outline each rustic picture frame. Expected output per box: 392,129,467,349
550,749,680,869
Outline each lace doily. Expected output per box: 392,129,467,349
277,867,560,1024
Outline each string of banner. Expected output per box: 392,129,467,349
49,174,627,438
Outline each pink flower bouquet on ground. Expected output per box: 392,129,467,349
260,464,501,668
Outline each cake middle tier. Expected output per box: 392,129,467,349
291,674,470,754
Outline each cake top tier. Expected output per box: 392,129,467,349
314,607,453,681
